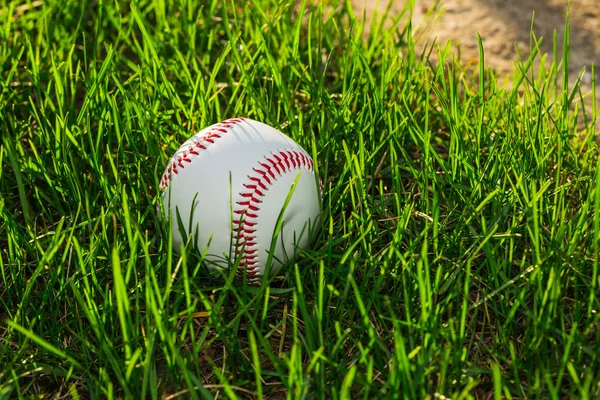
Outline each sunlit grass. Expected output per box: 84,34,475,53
1,0,599,398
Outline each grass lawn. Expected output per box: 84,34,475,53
1,0,600,398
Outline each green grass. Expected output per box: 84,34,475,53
1,0,599,398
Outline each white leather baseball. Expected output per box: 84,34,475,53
159,117,321,278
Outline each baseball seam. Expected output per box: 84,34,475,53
233,150,315,277
159,117,246,191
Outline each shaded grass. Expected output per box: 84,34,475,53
1,0,599,398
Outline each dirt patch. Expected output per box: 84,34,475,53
354,0,600,122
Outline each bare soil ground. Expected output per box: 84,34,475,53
354,0,600,121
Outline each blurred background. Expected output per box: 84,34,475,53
355,0,599,117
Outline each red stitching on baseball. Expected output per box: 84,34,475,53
159,117,246,190
233,149,314,278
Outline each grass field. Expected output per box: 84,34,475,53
1,0,600,398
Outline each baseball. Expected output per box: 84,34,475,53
159,117,322,278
